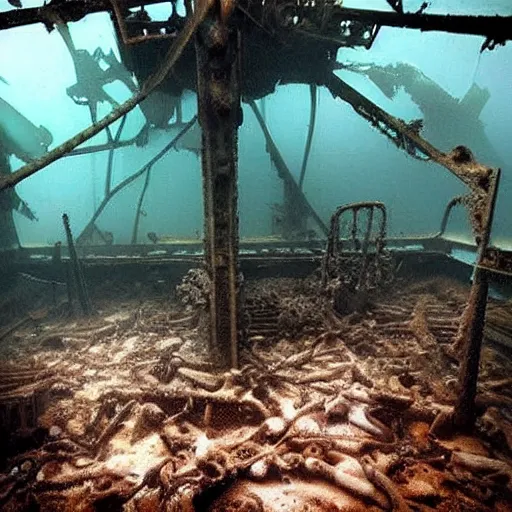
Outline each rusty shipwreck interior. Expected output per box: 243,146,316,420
1,1,512,511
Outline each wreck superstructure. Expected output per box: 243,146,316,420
0,0,511,510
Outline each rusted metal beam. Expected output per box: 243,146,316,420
323,72,494,193
0,0,167,31
248,100,329,237
453,168,501,431
333,8,511,49
196,0,241,369
1,0,511,49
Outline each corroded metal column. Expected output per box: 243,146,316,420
453,168,501,430
196,1,241,368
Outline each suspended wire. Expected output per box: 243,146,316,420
298,84,317,190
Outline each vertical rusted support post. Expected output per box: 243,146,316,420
62,213,92,316
196,0,241,368
453,169,500,430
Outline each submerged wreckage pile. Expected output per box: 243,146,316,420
0,276,511,511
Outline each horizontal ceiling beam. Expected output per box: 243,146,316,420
0,0,169,31
0,0,511,49
335,7,511,47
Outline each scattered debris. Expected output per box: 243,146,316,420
0,276,510,510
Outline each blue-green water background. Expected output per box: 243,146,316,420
0,0,510,247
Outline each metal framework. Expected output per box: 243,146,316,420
0,0,509,426
324,202,385,267
1,1,511,48
322,201,392,295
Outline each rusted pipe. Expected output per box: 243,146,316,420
453,168,501,430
